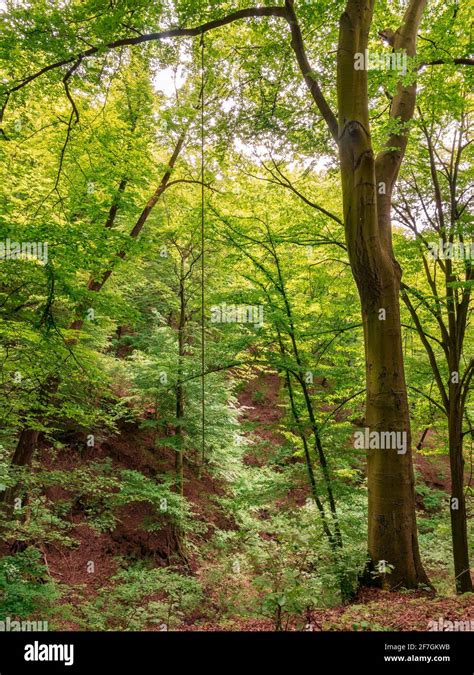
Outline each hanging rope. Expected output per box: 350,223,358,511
200,34,206,468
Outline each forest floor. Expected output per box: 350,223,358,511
35,373,473,632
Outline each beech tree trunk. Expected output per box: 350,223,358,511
175,265,186,497
339,140,428,587
337,0,429,587
448,385,472,593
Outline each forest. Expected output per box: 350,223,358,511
0,0,472,639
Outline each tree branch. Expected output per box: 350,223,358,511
408,386,446,416
2,2,339,149
1,6,287,121
375,0,428,188
401,285,449,411
283,0,338,141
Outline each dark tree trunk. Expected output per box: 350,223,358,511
448,387,473,592
1,428,39,510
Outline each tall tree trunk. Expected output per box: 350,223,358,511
448,386,473,592
175,271,186,498
337,0,429,588
363,263,427,587
340,142,428,586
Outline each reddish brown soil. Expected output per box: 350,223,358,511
30,422,233,592
238,372,286,466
